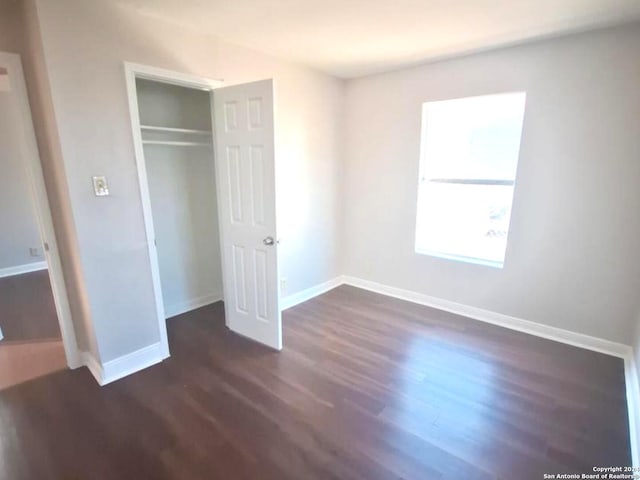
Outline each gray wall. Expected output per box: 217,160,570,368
0,77,44,270
342,24,640,344
0,1,44,272
33,0,344,362
16,0,97,355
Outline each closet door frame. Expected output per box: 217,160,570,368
124,62,223,358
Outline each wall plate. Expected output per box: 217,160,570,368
92,176,109,196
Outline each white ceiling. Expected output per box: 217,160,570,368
116,0,640,78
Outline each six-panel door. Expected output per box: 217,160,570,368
213,79,282,350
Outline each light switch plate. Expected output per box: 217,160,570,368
92,176,109,196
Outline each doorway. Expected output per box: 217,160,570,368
125,63,282,355
0,52,79,388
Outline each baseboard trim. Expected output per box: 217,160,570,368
281,277,344,310
165,292,223,319
625,355,640,468
0,261,47,278
82,342,166,386
81,351,104,385
341,275,630,359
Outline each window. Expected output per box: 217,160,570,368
415,92,526,268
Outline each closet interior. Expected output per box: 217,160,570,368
136,78,223,319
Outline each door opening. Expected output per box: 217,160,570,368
0,51,80,387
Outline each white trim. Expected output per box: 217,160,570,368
0,52,81,368
626,353,640,468
165,292,223,319
341,275,630,358
141,140,212,147
81,351,104,384
0,261,47,278
124,62,223,360
82,342,166,386
281,277,344,310
140,125,212,135
125,62,222,90
416,249,503,269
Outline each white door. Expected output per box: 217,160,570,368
213,79,282,350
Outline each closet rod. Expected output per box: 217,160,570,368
142,140,212,147
140,125,212,135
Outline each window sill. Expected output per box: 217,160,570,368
415,249,504,269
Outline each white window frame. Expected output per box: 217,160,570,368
415,92,526,268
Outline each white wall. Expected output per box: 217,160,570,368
137,80,223,317
0,64,44,271
33,0,344,362
343,24,640,344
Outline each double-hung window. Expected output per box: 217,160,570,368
415,92,526,267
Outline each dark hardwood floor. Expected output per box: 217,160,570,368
0,285,630,479
0,270,61,341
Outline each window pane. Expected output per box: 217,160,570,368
415,92,525,267
416,183,514,265
421,93,526,181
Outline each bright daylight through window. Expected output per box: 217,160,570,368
415,92,526,267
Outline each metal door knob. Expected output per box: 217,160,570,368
263,236,275,246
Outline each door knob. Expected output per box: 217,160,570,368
263,236,275,246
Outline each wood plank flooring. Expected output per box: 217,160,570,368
0,270,61,341
0,285,631,479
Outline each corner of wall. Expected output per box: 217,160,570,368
18,0,100,362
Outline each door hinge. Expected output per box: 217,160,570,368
44,242,50,252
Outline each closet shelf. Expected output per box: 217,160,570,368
140,125,212,135
142,140,212,147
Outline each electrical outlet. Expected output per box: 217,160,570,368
29,247,41,257
280,277,287,293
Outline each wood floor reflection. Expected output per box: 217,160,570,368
0,285,631,479
0,270,61,341
0,269,65,389
0,339,67,390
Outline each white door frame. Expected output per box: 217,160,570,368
0,52,81,367
123,62,224,358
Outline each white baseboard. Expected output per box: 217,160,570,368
625,355,640,468
281,277,344,310
341,275,630,358
165,292,223,319
82,342,166,386
81,351,104,384
0,261,47,278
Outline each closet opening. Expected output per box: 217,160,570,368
126,63,283,357
136,78,223,326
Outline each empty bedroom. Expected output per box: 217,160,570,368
1,0,640,478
